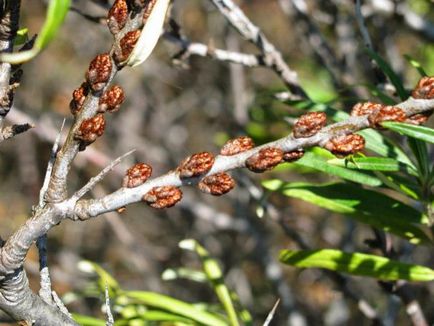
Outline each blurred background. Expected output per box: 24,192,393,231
1,0,433,324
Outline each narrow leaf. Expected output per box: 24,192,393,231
327,157,401,171
358,129,414,168
72,314,105,326
0,0,70,63
383,122,434,144
263,181,430,244
295,152,382,186
162,268,208,283
77,261,119,294
365,48,408,100
180,239,240,326
123,291,227,326
404,54,427,77
279,249,434,281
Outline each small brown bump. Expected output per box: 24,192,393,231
324,134,365,157
406,112,432,125
368,105,406,128
246,147,283,173
178,152,215,178
74,114,106,148
86,53,112,92
199,172,235,196
115,30,141,63
107,0,128,35
70,83,89,115
283,149,305,162
220,136,255,156
117,207,126,214
143,186,182,209
99,85,125,113
412,76,434,99
143,0,158,20
122,163,152,188
293,112,327,138
350,102,383,117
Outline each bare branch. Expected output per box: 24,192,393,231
0,122,32,142
105,285,114,326
207,0,306,97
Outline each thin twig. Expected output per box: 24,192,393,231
207,0,306,97
263,299,280,326
105,285,114,326
71,149,136,201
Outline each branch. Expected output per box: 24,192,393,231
206,0,306,98
0,122,32,142
0,1,31,142
45,4,148,203
72,95,434,219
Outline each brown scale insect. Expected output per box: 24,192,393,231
406,112,432,125
283,149,305,162
245,147,283,173
368,105,406,128
107,0,128,35
178,152,215,178
220,136,255,156
70,83,89,115
143,186,182,209
86,53,112,92
143,0,158,20
412,76,434,99
75,114,106,150
293,112,327,138
324,134,365,157
198,173,235,196
115,30,141,63
99,85,125,113
122,163,152,188
350,102,383,117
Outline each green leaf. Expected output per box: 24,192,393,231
404,54,427,77
162,268,208,283
180,239,240,326
13,28,29,46
408,138,429,180
72,314,105,326
122,291,227,326
383,122,434,144
358,129,415,168
294,152,382,186
327,157,402,171
137,310,194,323
77,261,119,295
365,48,408,100
279,249,434,281
0,0,70,63
263,181,430,244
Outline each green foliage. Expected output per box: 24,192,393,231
383,122,434,145
279,249,434,281
74,239,252,326
263,180,430,244
1,0,70,63
265,45,434,286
